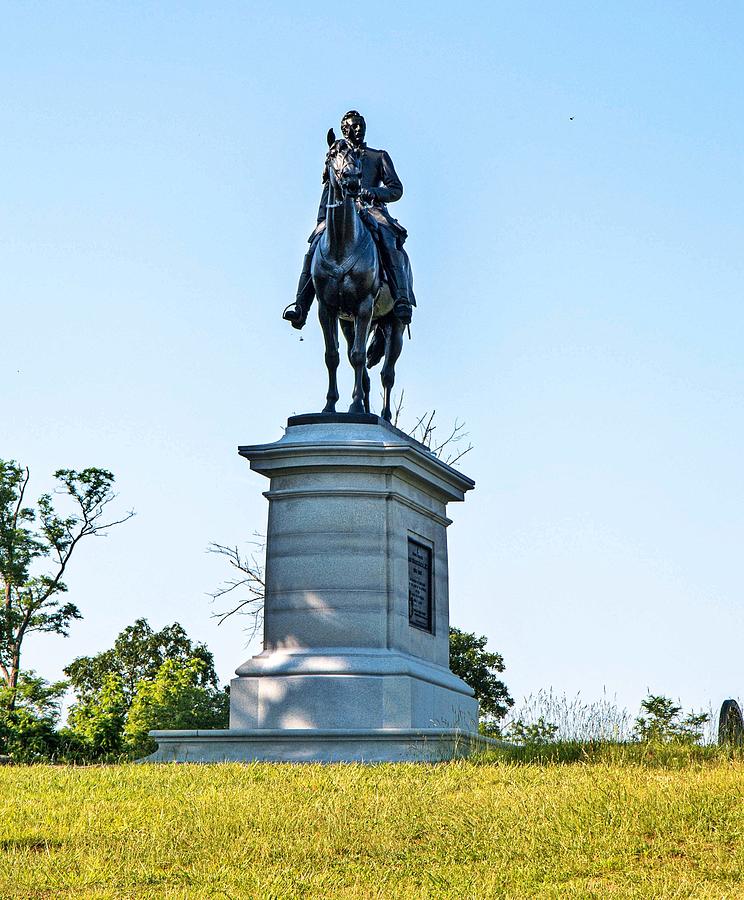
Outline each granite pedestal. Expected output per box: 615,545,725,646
147,414,490,762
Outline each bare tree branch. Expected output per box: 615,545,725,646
443,443,474,465
391,390,405,429
388,398,474,467
206,541,265,639
431,418,474,465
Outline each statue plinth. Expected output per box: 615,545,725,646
147,417,492,762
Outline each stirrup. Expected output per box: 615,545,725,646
282,302,307,329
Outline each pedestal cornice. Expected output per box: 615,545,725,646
238,416,475,504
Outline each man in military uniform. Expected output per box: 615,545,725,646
283,110,415,330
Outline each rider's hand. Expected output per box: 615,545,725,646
360,188,377,204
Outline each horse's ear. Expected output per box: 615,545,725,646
326,128,336,147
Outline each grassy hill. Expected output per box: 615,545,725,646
2,757,744,898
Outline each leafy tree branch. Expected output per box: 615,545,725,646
0,460,133,705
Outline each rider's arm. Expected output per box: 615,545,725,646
372,151,403,204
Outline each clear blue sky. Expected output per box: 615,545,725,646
3,2,743,722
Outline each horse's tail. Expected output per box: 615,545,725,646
366,321,387,369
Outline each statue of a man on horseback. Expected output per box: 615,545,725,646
283,110,416,330
282,111,416,422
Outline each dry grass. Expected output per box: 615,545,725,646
2,759,744,898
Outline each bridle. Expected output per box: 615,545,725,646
326,141,362,208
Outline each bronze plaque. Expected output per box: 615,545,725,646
408,539,433,632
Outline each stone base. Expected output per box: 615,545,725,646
143,727,496,764
229,649,478,731
142,420,485,767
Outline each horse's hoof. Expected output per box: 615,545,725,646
348,402,365,415
381,410,392,423
322,404,337,414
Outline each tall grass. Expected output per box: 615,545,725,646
504,688,634,742
490,689,741,766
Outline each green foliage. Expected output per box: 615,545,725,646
0,459,132,702
448,627,513,730
65,618,218,706
505,715,559,746
0,671,66,761
634,694,709,744
124,658,229,758
63,619,226,760
64,673,128,758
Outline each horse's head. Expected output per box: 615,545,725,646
325,137,362,199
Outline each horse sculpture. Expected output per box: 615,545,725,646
310,133,407,421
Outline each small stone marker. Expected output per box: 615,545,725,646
719,699,744,745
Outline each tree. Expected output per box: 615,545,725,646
124,658,229,758
65,619,228,759
0,460,133,706
65,618,219,707
449,627,513,731
505,716,559,747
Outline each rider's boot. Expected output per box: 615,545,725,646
393,297,413,325
283,250,316,330
377,231,413,326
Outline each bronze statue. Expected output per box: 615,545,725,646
283,111,415,421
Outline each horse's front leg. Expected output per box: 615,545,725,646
380,318,405,422
348,296,374,415
341,319,370,413
318,300,339,413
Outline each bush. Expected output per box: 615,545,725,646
0,672,66,762
505,716,559,747
65,673,128,758
124,658,229,758
634,694,709,744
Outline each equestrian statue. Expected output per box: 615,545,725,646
283,110,416,421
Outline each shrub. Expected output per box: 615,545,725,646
124,658,229,758
634,694,709,744
0,672,66,762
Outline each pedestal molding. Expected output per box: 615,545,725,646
144,728,500,764
234,648,475,695
264,487,452,527
240,435,475,504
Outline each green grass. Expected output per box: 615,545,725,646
3,756,744,898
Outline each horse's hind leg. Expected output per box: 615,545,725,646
381,318,405,422
318,302,340,413
348,296,374,415
341,319,370,413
